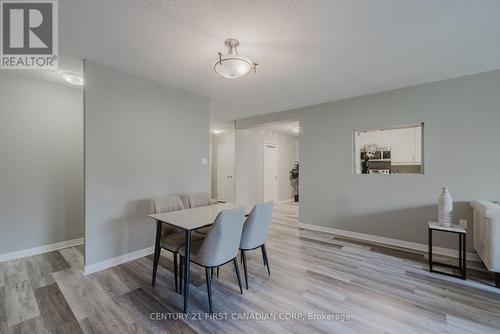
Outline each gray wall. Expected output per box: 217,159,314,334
84,61,209,266
237,69,500,250
0,74,84,255
235,127,298,209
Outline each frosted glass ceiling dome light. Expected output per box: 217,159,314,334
59,72,84,86
214,39,257,79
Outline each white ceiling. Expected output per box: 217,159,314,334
58,0,500,121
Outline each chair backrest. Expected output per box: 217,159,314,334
195,207,245,267
152,195,185,236
188,192,211,208
152,195,185,214
240,201,273,250
177,194,190,210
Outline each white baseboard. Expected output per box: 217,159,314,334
0,238,84,263
298,223,481,262
84,246,154,275
277,198,295,204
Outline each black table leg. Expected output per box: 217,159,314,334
459,233,462,272
152,221,162,286
173,253,178,293
183,230,191,313
462,233,467,279
428,228,432,271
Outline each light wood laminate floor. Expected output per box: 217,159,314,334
1,202,499,334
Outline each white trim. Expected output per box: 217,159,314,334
298,223,481,262
0,238,84,263
408,267,500,295
84,246,154,275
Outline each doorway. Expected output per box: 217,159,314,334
217,142,235,202
232,120,299,211
263,142,279,203
210,121,236,203
233,120,300,226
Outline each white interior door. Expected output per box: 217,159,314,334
216,142,234,202
263,142,279,203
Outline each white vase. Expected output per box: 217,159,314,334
438,186,453,227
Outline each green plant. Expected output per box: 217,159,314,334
289,161,299,197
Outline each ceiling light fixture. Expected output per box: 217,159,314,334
59,72,84,86
214,39,257,79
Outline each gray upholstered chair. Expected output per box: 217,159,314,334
188,192,218,208
188,192,218,235
239,201,273,289
177,194,190,210
151,195,203,292
179,207,245,313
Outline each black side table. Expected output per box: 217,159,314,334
428,222,466,279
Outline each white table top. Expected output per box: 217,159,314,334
148,202,243,230
428,221,466,233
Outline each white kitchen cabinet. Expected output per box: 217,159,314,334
390,126,422,164
414,126,422,163
359,129,391,149
357,124,422,167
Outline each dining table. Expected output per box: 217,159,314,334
148,202,244,313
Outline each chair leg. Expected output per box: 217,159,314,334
205,268,213,313
179,256,184,295
173,252,178,293
216,266,220,277
211,267,214,279
233,259,243,294
262,244,270,275
261,245,267,266
241,250,249,289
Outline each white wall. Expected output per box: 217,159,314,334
0,74,84,255
84,61,209,267
236,69,500,250
210,124,235,201
235,127,298,209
